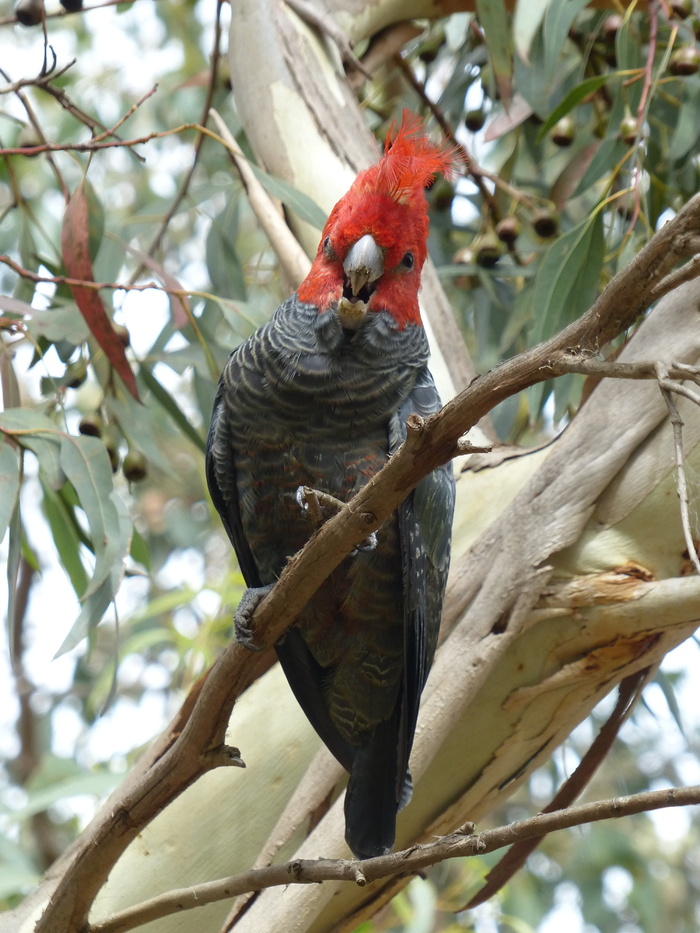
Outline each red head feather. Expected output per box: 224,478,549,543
297,113,460,328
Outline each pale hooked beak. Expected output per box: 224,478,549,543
338,234,383,330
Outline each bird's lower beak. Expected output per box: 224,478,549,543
338,234,383,330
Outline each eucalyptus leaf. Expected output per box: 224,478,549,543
58,434,123,601
528,210,604,414
105,393,179,474
669,80,700,161
55,496,131,656
24,303,91,345
0,408,65,489
206,196,248,301
537,73,619,142
41,478,90,598
530,210,604,347
138,366,206,453
248,163,327,230
0,440,21,546
10,771,120,821
542,0,590,84
476,0,513,105
513,0,551,61
0,295,35,317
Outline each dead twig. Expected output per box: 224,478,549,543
90,781,700,933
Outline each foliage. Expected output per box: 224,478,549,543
1,0,700,930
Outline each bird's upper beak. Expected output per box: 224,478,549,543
338,234,383,330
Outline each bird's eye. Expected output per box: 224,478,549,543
401,252,414,269
323,236,334,258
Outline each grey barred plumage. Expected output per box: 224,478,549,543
206,294,454,859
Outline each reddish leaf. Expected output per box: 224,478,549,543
61,181,139,401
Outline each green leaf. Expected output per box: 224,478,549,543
528,210,604,413
206,196,248,301
55,494,132,655
542,0,590,84
0,440,21,546
58,434,122,600
248,163,327,231
615,11,644,75
24,302,91,345
654,669,685,737
104,392,178,475
0,408,65,489
530,210,604,346
669,80,700,161
537,74,619,142
476,0,513,106
8,771,120,821
129,525,151,571
139,365,207,453
513,0,552,61
41,479,90,598
5,495,22,648
572,136,627,199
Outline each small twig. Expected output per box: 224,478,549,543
0,58,74,94
656,362,700,575
209,108,312,289
134,0,225,277
0,254,194,298
88,783,700,933
649,253,700,303
555,354,700,386
90,85,157,144
0,65,68,200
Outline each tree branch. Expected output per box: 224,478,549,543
90,782,700,933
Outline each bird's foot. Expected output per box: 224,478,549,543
295,485,377,552
296,485,344,526
352,530,377,553
234,584,274,650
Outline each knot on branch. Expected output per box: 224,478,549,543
204,744,246,769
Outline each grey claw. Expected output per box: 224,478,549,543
234,584,274,651
351,530,378,555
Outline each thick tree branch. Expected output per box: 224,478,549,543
90,781,700,933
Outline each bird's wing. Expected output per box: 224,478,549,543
205,361,263,589
392,366,456,793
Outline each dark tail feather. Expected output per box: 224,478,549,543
344,718,412,860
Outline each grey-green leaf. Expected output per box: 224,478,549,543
537,73,619,143
58,434,122,601
24,303,91,345
0,408,65,489
248,163,327,231
55,494,131,656
0,440,21,546
543,0,590,84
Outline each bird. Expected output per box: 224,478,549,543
206,112,457,860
